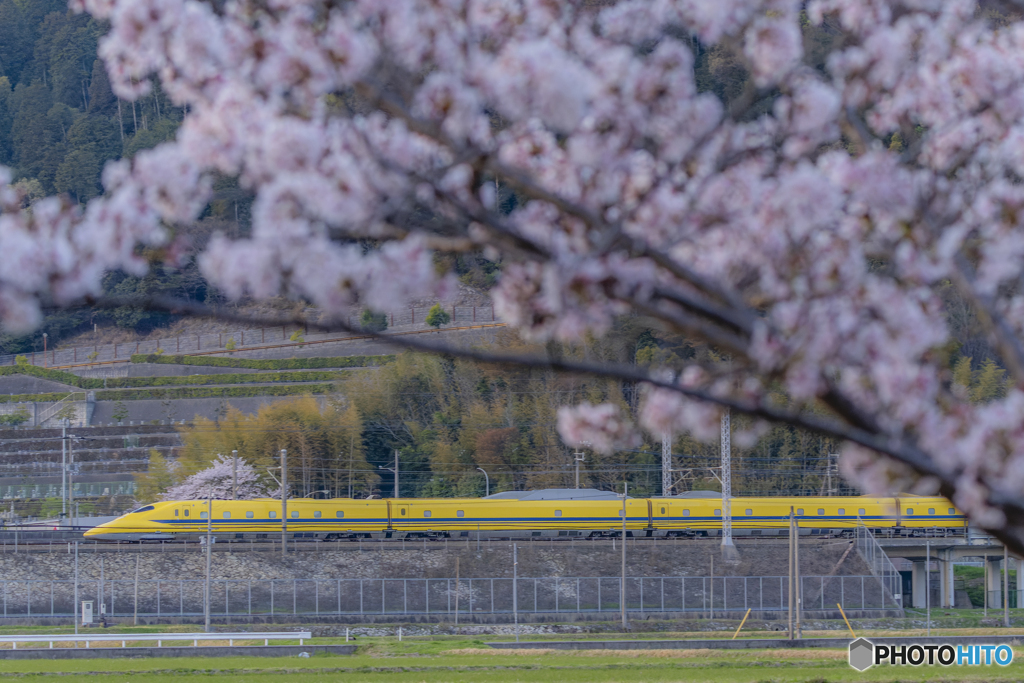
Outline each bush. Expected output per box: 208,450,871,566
0,392,86,404
360,309,388,333
0,408,31,426
96,384,337,401
130,354,394,370
425,304,451,328
103,370,345,388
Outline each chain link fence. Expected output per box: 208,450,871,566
0,574,894,619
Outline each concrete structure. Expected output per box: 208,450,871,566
0,644,355,659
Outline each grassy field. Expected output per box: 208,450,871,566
2,637,1024,682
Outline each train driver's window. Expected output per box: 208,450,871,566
838,509,845,515
796,509,804,515
269,511,277,518
928,508,935,515
291,511,299,518
457,510,464,517
948,508,955,515
682,510,690,517
554,510,562,517
424,510,432,517
246,511,254,519
336,511,344,518
222,511,231,519
858,508,866,515
200,511,208,519
714,509,721,516
817,509,825,516
745,509,753,516
314,511,322,518
906,508,914,515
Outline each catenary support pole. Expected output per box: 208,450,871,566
621,482,628,631
232,450,238,500
661,433,672,496
794,512,801,639
281,449,288,557
133,553,140,626
205,494,212,632
74,541,79,635
721,410,734,558
513,543,519,643
926,540,930,636
61,422,67,518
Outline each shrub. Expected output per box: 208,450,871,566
425,304,451,328
225,337,237,351
289,330,305,344
96,384,337,401
360,309,388,332
130,354,394,370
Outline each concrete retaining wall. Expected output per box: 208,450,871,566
0,644,356,659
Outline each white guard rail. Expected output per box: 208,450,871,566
0,631,311,649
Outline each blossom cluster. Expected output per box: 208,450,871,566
3,0,1024,542
162,454,270,501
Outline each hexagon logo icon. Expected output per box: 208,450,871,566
849,638,874,671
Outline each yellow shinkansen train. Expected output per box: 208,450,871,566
84,490,967,542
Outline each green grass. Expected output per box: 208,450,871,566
1,638,1023,682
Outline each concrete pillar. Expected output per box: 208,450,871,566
989,558,1003,610
912,561,928,608
938,554,948,608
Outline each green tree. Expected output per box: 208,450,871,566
360,309,388,332
134,450,178,502
425,304,450,328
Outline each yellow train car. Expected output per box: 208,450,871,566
83,490,968,542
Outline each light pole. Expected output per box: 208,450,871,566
379,450,399,497
42,333,47,368
476,467,489,497
61,420,68,519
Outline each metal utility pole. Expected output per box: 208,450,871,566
926,540,931,636
721,410,735,557
1004,544,1010,628
513,543,519,643
661,433,672,496
205,493,213,632
794,512,802,639
133,553,140,626
621,482,628,631
231,450,238,500
61,421,67,519
788,508,794,641
280,449,288,556
74,541,79,634
573,450,585,489
476,467,489,497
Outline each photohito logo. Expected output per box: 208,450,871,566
848,639,1014,671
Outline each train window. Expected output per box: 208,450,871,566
314,511,322,518
906,508,914,515
745,509,753,516
246,511,254,519
336,511,344,518
797,509,804,515
424,511,432,518
948,508,955,515
817,509,825,516
200,511,208,519
619,510,626,517
129,506,154,514
858,508,866,515
554,510,562,517
714,509,721,516
400,509,406,515
291,511,299,518
928,508,935,515
457,510,464,517
838,509,845,516
174,509,179,517
269,511,277,519
222,511,231,519
184,509,189,517
682,510,690,517
660,507,666,514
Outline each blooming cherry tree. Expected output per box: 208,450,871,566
3,0,1024,547
162,454,270,500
